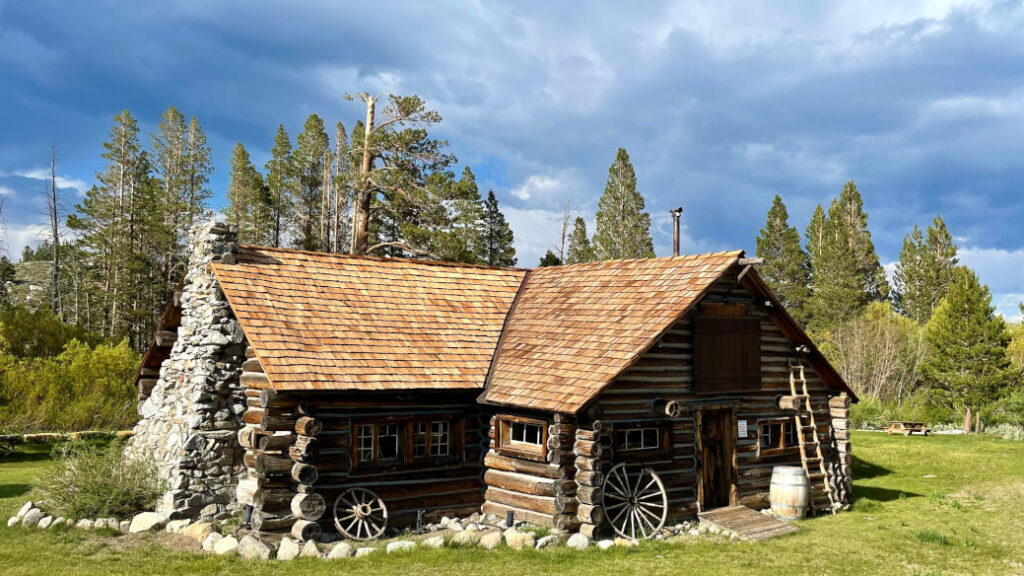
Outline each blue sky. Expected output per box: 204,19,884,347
1,0,1022,320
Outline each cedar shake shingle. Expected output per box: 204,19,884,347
212,246,526,391
478,251,743,413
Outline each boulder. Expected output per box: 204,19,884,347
7,517,20,527
479,531,503,550
214,535,239,556
238,535,273,560
202,532,224,552
596,539,615,550
450,530,480,547
614,537,638,548
386,541,416,554
37,516,53,529
566,533,591,550
421,536,446,549
183,522,216,543
327,542,354,559
535,534,563,549
277,538,301,561
51,517,66,529
299,540,322,558
165,519,191,534
99,518,118,530
118,521,130,532
16,501,34,519
129,512,167,533
76,519,94,530
21,508,44,527
354,547,376,557
503,528,535,551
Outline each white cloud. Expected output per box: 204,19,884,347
959,246,1024,294
994,293,1023,322
0,186,13,196
502,205,569,265
4,168,89,194
4,222,46,260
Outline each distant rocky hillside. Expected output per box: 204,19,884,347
5,261,53,309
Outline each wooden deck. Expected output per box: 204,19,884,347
698,505,800,541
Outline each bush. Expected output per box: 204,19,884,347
0,306,98,358
0,339,140,432
35,441,164,519
850,392,954,429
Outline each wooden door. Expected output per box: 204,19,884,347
699,408,736,510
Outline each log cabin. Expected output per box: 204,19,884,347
130,223,854,542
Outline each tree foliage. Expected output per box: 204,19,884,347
480,190,517,266
592,148,654,260
566,217,594,265
539,250,562,267
893,215,958,323
756,195,811,324
922,267,1012,414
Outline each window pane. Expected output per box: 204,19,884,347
358,424,374,462
432,421,449,456
378,423,399,460
413,422,428,457
509,421,542,446
760,424,774,449
642,428,659,449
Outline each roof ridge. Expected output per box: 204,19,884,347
236,244,530,272
531,249,745,270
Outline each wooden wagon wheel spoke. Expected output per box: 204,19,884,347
602,462,668,541
334,487,389,541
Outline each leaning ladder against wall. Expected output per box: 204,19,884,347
789,363,836,515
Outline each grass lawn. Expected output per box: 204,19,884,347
1,433,1023,576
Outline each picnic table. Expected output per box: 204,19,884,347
886,421,931,436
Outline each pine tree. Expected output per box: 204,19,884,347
539,250,562,267
566,217,593,265
805,204,827,262
479,190,517,267
265,125,294,248
181,116,213,234
922,267,1011,431
834,181,889,300
592,148,654,260
330,122,351,253
225,142,266,244
893,215,959,323
428,167,484,262
756,195,811,325
293,114,330,251
806,197,868,332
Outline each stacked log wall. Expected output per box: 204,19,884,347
236,351,324,540
591,272,841,519
827,393,852,505
311,391,485,530
481,413,579,531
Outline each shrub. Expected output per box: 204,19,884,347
0,339,139,432
35,441,164,519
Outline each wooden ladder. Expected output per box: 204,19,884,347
789,363,835,515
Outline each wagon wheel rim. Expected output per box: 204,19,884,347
602,463,668,540
333,487,388,541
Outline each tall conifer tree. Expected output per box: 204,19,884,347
893,215,958,323
592,148,654,260
293,114,330,251
479,190,517,266
225,142,267,244
265,125,294,248
922,267,1011,431
566,217,593,265
756,195,811,325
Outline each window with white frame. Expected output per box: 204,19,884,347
617,427,661,451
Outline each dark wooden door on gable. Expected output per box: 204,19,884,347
693,316,761,394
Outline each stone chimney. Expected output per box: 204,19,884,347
125,222,248,520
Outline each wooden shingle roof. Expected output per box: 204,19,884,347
211,246,526,391
478,251,744,413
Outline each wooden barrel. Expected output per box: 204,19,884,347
770,466,809,520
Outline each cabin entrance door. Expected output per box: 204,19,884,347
699,408,736,510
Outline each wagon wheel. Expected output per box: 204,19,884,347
333,487,388,541
602,463,668,540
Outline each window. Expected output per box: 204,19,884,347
618,427,661,451
694,316,761,394
413,421,450,458
759,420,798,453
511,422,543,445
356,423,401,464
497,416,548,461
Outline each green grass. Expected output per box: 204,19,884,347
2,433,1023,575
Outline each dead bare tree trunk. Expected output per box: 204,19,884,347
963,404,973,434
558,201,572,262
350,94,377,255
47,144,62,318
